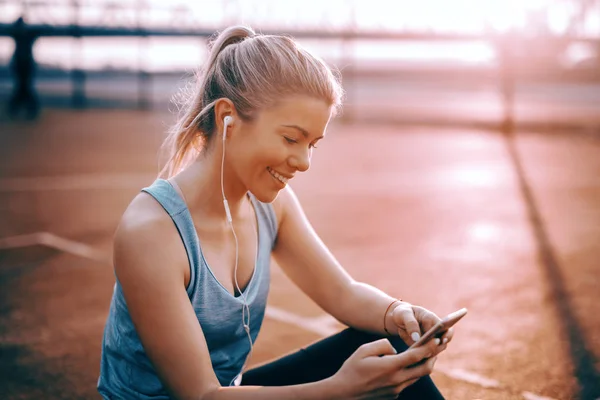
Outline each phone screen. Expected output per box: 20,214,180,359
408,308,467,349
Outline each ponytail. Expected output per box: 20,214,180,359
158,26,255,179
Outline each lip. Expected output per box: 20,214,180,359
267,167,294,180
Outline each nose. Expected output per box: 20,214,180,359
288,146,311,173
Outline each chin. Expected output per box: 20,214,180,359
250,188,282,204
248,171,289,203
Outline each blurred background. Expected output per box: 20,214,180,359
1,1,599,399
1,0,600,128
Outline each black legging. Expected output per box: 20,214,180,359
241,328,445,399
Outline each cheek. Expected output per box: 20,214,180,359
259,140,289,165
236,142,275,175
236,136,289,177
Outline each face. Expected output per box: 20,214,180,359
229,95,333,203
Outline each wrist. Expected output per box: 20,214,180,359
318,376,347,400
383,299,402,336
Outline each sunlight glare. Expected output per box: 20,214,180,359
371,0,554,33
445,166,507,188
467,222,502,243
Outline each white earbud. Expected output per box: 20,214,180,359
223,116,233,134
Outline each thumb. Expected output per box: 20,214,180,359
397,308,422,344
359,338,397,358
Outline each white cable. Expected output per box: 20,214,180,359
221,121,232,224
222,119,254,386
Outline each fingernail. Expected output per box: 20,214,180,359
411,332,420,342
443,338,448,344
434,338,441,346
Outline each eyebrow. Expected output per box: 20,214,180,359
281,124,324,140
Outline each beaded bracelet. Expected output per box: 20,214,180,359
383,299,402,335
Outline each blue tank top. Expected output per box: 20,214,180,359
97,179,278,399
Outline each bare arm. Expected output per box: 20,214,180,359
272,185,401,336
114,194,342,400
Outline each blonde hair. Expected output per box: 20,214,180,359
159,25,344,178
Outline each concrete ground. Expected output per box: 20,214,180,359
0,108,599,399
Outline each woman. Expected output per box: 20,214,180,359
98,25,454,399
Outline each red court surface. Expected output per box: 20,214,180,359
1,109,599,399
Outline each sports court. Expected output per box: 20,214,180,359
1,107,599,399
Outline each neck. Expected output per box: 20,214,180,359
171,145,249,222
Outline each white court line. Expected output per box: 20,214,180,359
0,232,43,249
522,392,560,400
0,231,558,400
0,232,110,263
437,367,502,389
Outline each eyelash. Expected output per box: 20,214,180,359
284,136,318,149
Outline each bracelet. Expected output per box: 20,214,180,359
383,299,402,336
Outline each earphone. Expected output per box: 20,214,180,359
223,115,233,130
222,115,234,223
221,115,254,386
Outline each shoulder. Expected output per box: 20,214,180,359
271,185,304,229
116,191,174,244
113,192,187,284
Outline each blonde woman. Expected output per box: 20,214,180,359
98,26,454,400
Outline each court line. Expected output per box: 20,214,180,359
521,392,560,400
0,231,558,399
436,368,502,389
0,231,110,263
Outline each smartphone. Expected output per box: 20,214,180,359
408,308,467,349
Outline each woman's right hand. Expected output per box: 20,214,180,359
330,338,446,399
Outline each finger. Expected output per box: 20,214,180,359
387,344,432,369
407,338,443,367
391,356,437,391
431,341,448,358
396,329,412,347
397,377,419,391
414,307,441,333
393,378,419,397
404,356,438,381
439,327,455,345
408,337,444,362
397,308,421,344
405,377,419,388
359,338,398,358
425,337,444,356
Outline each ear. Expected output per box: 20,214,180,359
214,98,238,138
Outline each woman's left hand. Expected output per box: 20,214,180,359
389,302,454,348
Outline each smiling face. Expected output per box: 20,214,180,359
228,94,333,203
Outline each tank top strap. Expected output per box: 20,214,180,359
140,178,200,295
